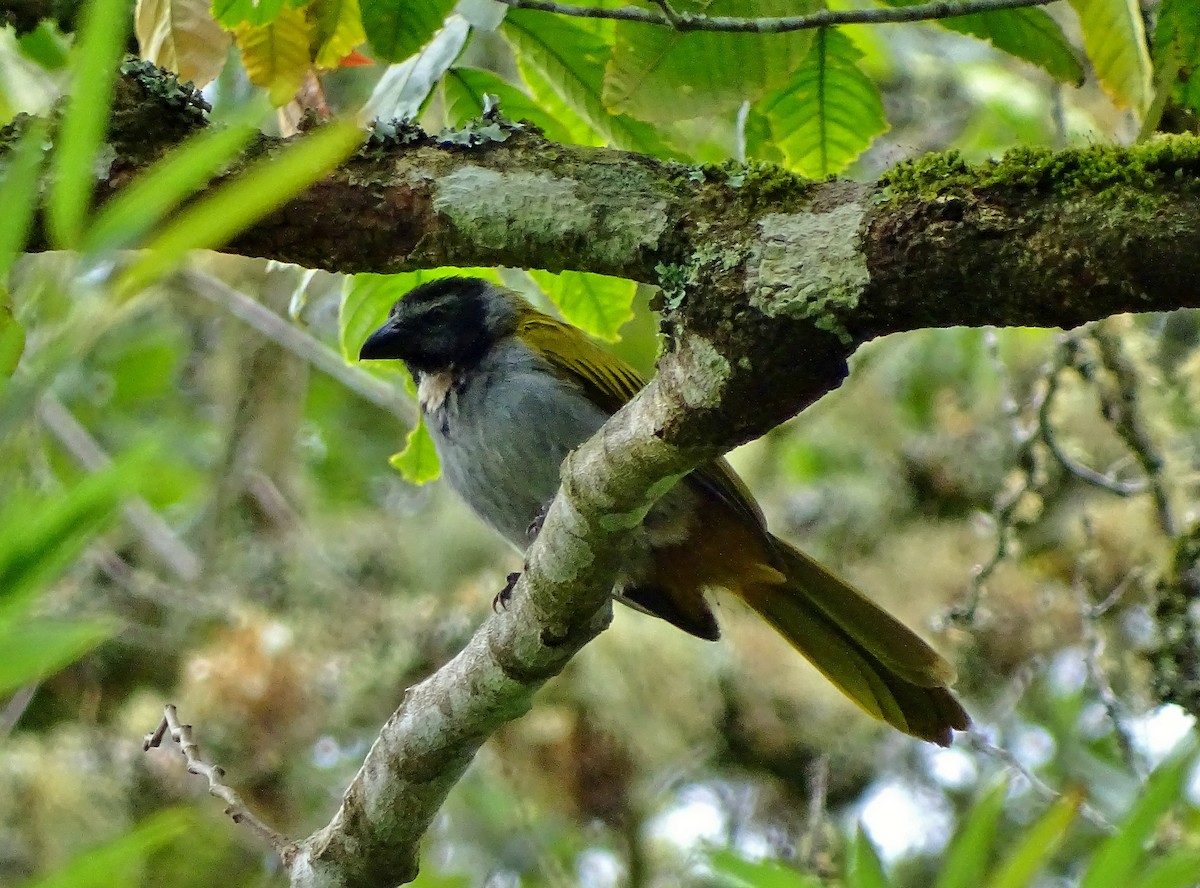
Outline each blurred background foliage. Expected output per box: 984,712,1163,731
3,0,1200,885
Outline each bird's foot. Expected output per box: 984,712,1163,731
493,571,522,612
527,500,552,540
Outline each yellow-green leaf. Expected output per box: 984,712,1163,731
234,4,313,106
0,286,24,379
135,0,231,87
311,0,366,69
984,790,1081,888
389,415,441,484
1068,0,1152,112
528,270,635,342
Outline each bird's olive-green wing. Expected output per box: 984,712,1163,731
516,315,768,532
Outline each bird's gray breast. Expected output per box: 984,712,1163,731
420,340,610,549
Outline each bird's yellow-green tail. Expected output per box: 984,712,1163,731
743,537,970,746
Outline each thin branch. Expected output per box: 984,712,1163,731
494,0,1058,32
144,703,297,858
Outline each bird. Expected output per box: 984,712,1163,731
359,275,969,745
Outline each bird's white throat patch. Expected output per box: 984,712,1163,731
417,370,455,414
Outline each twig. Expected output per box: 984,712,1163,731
181,269,416,426
0,684,38,739
143,704,296,858
36,394,203,582
494,0,1058,32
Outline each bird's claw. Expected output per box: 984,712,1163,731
493,571,522,612
527,501,552,539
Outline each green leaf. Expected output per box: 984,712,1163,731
501,11,675,156
1152,0,1200,117
983,790,1081,888
19,809,192,888
848,828,891,888
360,0,455,63
234,4,314,106
528,270,635,342
83,104,264,253
1068,0,1152,111
935,781,1008,888
0,118,47,282
603,0,818,124
1080,743,1196,888
706,848,823,888
749,28,888,177
1131,850,1200,888
212,0,284,28
389,415,441,484
17,21,72,70
363,14,470,121
134,0,232,87
47,0,131,248
118,120,362,292
0,286,25,379
311,0,367,68
0,617,116,696
441,67,577,144
339,267,501,366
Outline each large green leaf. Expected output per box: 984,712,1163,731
748,28,887,177
1068,0,1152,111
603,0,819,123
501,10,675,156
47,0,131,248
0,618,116,696
1152,0,1200,117
441,67,577,144
211,0,284,28
389,414,441,484
361,0,455,63
118,121,362,292
528,270,635,342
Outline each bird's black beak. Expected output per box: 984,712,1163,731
359,319,405,361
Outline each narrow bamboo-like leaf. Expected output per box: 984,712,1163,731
441,67,576,144
20,809,192,888
707,848,824,888
134,0,231,86
389,415,441,484
362,14,469,121
750,28,888,177
84,105,263,253
0,286,25,379
528,270,635,342
311,0,367,69
0,618,116,696
1079,744,1196,888
234,4,313,106
501,11,674,157
212,0,284,28
848,828,891,888
360,0,454,63
48,0,131,248
119,121,362,292
1068,0,1152,111
935,781,1008,888
983,791,1081,888
1131,850,1200,888
603,0,818,123
0,118,48,281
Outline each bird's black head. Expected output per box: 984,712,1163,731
358,277,522,373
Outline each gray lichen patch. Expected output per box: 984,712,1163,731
673,334,730,410
746,203,870,344
433,167,589,250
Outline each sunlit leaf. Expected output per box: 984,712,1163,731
48,0,131,248
212,0,284,28
0,618,116,696
848,828,890,888
311,0,367,69
17,21,72,69
360,0,454,63
1079,743,1196,888
234,4,313,106
362,14,469,121
19,809,192,888
119,121,362,291
441,66,576,144
528,270,635,342
84,104,264,253
135,0,231,87
984,790,1081,888
0,118,48,281
749,28,888,177
501,11,675,156
0,286,25,379
1068,0,1152,111
603,0,818,123
389,415,441,484
935,781,1008,888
